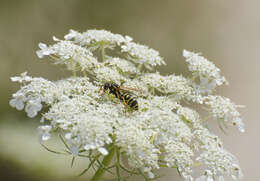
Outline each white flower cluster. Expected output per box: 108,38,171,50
121,41,165,69
64,29,129,48
194,127,243,181
10,29,244,181
65,29,165,69
104,57,138,74
183,50,228,94
10,72,57,118
142,72,203,103
36,38,98,72
205,95,245,132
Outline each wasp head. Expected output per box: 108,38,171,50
103,82,111,91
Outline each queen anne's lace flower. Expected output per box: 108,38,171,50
10,29,244,181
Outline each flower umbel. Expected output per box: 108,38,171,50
10,29,244,181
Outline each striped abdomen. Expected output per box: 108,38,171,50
120,92,138,110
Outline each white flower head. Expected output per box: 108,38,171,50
11,29,244,181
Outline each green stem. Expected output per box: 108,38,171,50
73,70,77,77
90,147,115,181
137,63,143,72
72,63,77,77
82,71,87,77
116,147,121,181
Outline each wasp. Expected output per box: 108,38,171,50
99,82,139,111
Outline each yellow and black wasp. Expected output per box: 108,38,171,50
99,82,139,111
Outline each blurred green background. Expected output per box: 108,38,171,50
1,0,258,180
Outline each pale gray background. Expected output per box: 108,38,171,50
0,0,258,180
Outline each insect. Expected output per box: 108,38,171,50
99,82,139,111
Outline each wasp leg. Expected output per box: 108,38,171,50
98,87,103,93
98,87,107,96
114,90,126,112
121,95,128,113
114,88,120,99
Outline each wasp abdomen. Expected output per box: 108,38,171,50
121,92,138,110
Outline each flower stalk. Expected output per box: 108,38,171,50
101,44,105,62
90,147,115,181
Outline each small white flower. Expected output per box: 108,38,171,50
9,92,26,110
125,35,133,42
231,164,243,180
25,97,42,118
232,117,245,133
36,43,55,58
38,125,52,142
11,72,32,83
64,29,81,41
70,146,79,156
148,171,155,179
